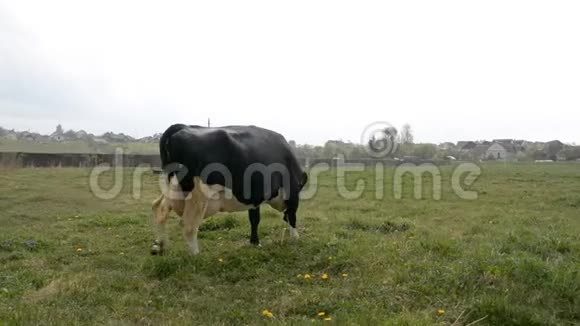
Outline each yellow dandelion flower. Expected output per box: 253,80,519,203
437,309,445,316
321,273,329,280
318,312,326,316
341,273,348,278
261,310,274,318
76,248,83,252
218,258,224,263
304,274,312,279
324,317,332,321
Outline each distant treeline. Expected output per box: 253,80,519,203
3,124,579,162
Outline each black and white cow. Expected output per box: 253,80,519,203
151,124,308,255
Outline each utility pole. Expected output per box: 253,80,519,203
207,118,211,127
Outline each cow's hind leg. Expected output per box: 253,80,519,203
151,195,171,255
284,195,300,239
249,207,261,245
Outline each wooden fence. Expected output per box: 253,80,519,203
0,152,447,168
0,152,161,168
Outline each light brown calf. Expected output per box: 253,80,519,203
151,176,292,255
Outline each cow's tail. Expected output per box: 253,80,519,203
159,124,188,182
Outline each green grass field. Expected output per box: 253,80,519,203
0,164,579,325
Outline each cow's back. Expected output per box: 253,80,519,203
162,125,303,205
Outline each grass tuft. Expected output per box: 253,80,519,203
200,216,240,231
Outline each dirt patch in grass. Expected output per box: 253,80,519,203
346,219,412,234
22,273,96,304
22,279,62,304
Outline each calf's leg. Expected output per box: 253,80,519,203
151,195,171,255
182,179,209,255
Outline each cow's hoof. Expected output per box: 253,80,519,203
289,227,300,239
150,240,164,256
151,245,162,255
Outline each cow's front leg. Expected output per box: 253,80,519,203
182,180,209,255
284,195,300,239
249,207,261,245
151,195,171,255
284,211,300,239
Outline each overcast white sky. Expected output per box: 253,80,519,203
1,1,579,145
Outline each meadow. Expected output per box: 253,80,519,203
0,163,579,325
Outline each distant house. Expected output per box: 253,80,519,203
533,141,546,149
438,142,455,150
138,133,162,143
492,139,514,144
49,125,64,141
560,146,580,161
487,142,517,161
543,140,565,160
472,144,491,160
102,132,135,143
51,135,65,142
75,130,89,140
513,140,531,151
457,141,477,152
20,131,38,142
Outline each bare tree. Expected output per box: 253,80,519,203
367,126,398,157
399,124,414,144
